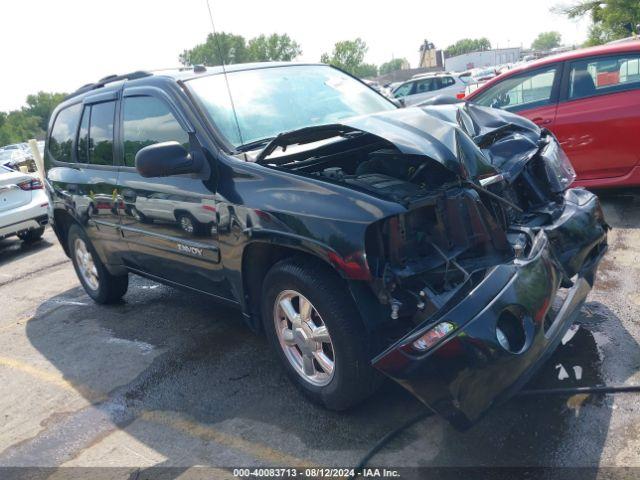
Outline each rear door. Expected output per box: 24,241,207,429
406,77,441,104
46,95,122,258
553,53,640,182
470,64,561,128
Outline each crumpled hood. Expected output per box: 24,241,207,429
342,102,542,181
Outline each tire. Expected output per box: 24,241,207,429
68,224,128,304
18,226,44,243
176,212,206,236
131,207,151,224
261,256,381,410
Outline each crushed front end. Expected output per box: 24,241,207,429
257,103,609,429
363,111,609,430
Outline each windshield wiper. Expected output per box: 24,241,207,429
234,137,276,153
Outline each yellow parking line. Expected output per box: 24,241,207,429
141,410,317,468
0,355,104,401
0,356,316,468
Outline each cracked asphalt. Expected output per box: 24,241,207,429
0,191,638,479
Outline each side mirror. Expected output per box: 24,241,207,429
135,141,202,178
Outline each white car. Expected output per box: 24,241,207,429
390,73,470,106
0,165,49,242
125,191,215,236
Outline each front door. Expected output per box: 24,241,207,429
115,90,230,300
471,65,561,129
553,53,640,182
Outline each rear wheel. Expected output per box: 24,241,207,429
262,257,381,410
68,225,128,304
18,226,44,243
176,212,206,236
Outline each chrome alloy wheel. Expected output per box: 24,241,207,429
274,290,335,386
180,216,194,234
74,237,99,290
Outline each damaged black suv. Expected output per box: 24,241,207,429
44,63,608,430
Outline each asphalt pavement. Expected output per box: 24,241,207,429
0,191,638,479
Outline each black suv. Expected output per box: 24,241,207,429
44,63,608,430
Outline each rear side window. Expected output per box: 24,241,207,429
440,76,455,87
569,54,640,100
76,108,89,163
473,66,558,111
49,104,82,163
122,96,189,167
414,77,439,93
88,101,116,166
75,101,116,166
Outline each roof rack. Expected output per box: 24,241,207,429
66,70,152,100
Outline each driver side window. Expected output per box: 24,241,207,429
474,66,558,111
122,96,190,167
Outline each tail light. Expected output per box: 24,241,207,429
456,92,466,99
18,179,43,190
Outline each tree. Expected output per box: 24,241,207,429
444,38,491,58
0,110,43,145
247,34,302,62
531,31,562,50
554,0,640,45
24,91,67,131
180,32,249,66
320,38,378,77
180,32,302,66
379,58,408,75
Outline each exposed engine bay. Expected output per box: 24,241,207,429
256,104,588,335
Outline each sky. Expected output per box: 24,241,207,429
1,0,590,111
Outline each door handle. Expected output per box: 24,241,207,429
531,117,552,125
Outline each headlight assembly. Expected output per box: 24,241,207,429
542,138,576,193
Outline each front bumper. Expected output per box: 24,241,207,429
372,188,608,430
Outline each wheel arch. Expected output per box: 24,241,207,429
52,208,78,257
241,240,348,332
240,237,384,334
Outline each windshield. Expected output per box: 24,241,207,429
187,65,395,149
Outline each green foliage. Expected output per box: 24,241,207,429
444,38,492,57
379,58,408,75
247,34,302,62
0,110,43,145
180,32,302,66
320,38,378,77
24,91,67,131
531,31,562,50
180,32,248,65
0,91,66,145
554,0,640,45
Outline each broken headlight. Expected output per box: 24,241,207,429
542,138,576,193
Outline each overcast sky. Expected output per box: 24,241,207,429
1,0,589,111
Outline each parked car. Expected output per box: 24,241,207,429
123,190,216,236
0,164,48,242
44,64,607,430
465,41,640,188
0,149,27,168
391,72,469,105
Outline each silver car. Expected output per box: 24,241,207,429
391,73,469,106
0,165,49,242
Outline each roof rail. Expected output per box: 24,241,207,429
65,70,152,100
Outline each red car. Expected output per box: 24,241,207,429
466,41,640,188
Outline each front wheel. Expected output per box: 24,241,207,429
262,257,381,410
68,225,128,304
